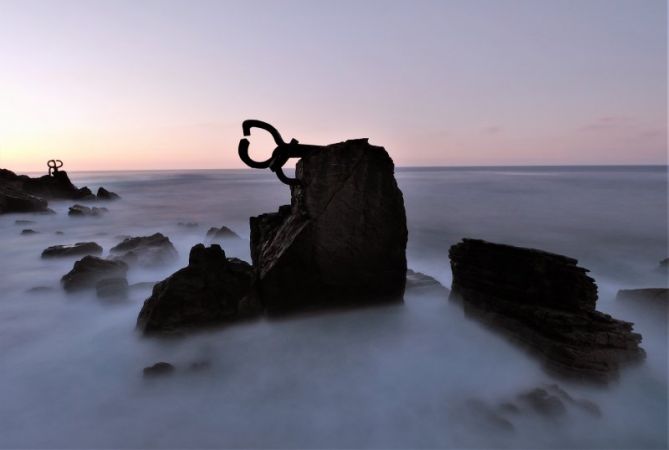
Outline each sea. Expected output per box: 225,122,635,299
0,165,666,448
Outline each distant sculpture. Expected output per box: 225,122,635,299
238,120,322,185
47,159,63,176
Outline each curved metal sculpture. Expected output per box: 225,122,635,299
47,159,63,176
238,120,322,186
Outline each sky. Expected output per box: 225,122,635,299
0,0,666,172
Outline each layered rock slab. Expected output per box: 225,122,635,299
250,139,408,314
449,238,644,381
137,244,260,334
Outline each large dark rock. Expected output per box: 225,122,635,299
61,256,128,292
109,233,178,267
42,242,103,258
137,244,260,334
0,184,50,214
96,187,120,200
449,239,645,382
21,170,93,200
250,139,408,314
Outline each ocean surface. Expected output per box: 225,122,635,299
0,165,667,448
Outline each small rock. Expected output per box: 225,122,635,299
206,226,240,240
61,256,128,292
109,233,178,267
55,231,64,235
96,277,129,300
96,187,120,200
68,204,108,217
41,242,103,258
142,362,175,378
21,229,38,235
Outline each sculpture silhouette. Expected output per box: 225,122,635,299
47,159,63,176
238,120,322,185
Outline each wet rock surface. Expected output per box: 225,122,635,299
42,242,103,258
449,238,645,382
109,233,178,267
142,362,175,378
250,139,408,314
137,244,259,334
61,256,128,292
206,226,240,240
68,204,108,217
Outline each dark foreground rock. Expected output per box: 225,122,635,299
68,204,108,217
0,184,51,214
250,139,408,314
142,362,175,378
42,242,103,258
449,239,645,382
110,233,178,267
96,187,120,200
206,226,240,240
137,244,259,334
61,256,128,292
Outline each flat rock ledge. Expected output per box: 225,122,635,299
449,238,645,382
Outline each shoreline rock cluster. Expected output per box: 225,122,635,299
0,168,119,214
449,238,645,381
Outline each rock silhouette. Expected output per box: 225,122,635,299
96,187,120,200
449,238,644,382
206,226,240,240
137,244,259,334
250,138,408,314
61,256,128,292
0,182,51,214
109,233,178,267
68,204,108,217
42,242,103,258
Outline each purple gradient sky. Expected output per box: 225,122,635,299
0,0,666,171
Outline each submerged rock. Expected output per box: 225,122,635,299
96,277,129,300
20,229,38,235
206,226,240,240
68,204,108,217
61,256,128,292
96,187,120,200
449,238,645,382
142,362,175,378
109,233,178,267
42,242,103,258
15,219,35,225
250,139,408,314
137,244,259,334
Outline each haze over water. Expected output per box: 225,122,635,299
0,166,666,448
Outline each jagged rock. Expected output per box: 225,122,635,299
250,139,407,314
142,362,175,378
21,229,38,235
41,242,103,258
96,187,120,200
61,256,128,292
206,226,240,240
96,277,128,300
449,238,645,382
68,204,108,217
137,244,259,334
109,233,178,267
0,184,50,214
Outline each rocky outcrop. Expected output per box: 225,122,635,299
0,184,51,214
42,242,103,258
61,256,128,292
136,244,260,334
206,226,240,240
250,139,408,314
109,233,178,267
68,204,108,217
449,239,644,382
96,187,120,200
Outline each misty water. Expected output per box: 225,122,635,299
0,166,666,448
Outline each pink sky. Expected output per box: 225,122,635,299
0,0,666,172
